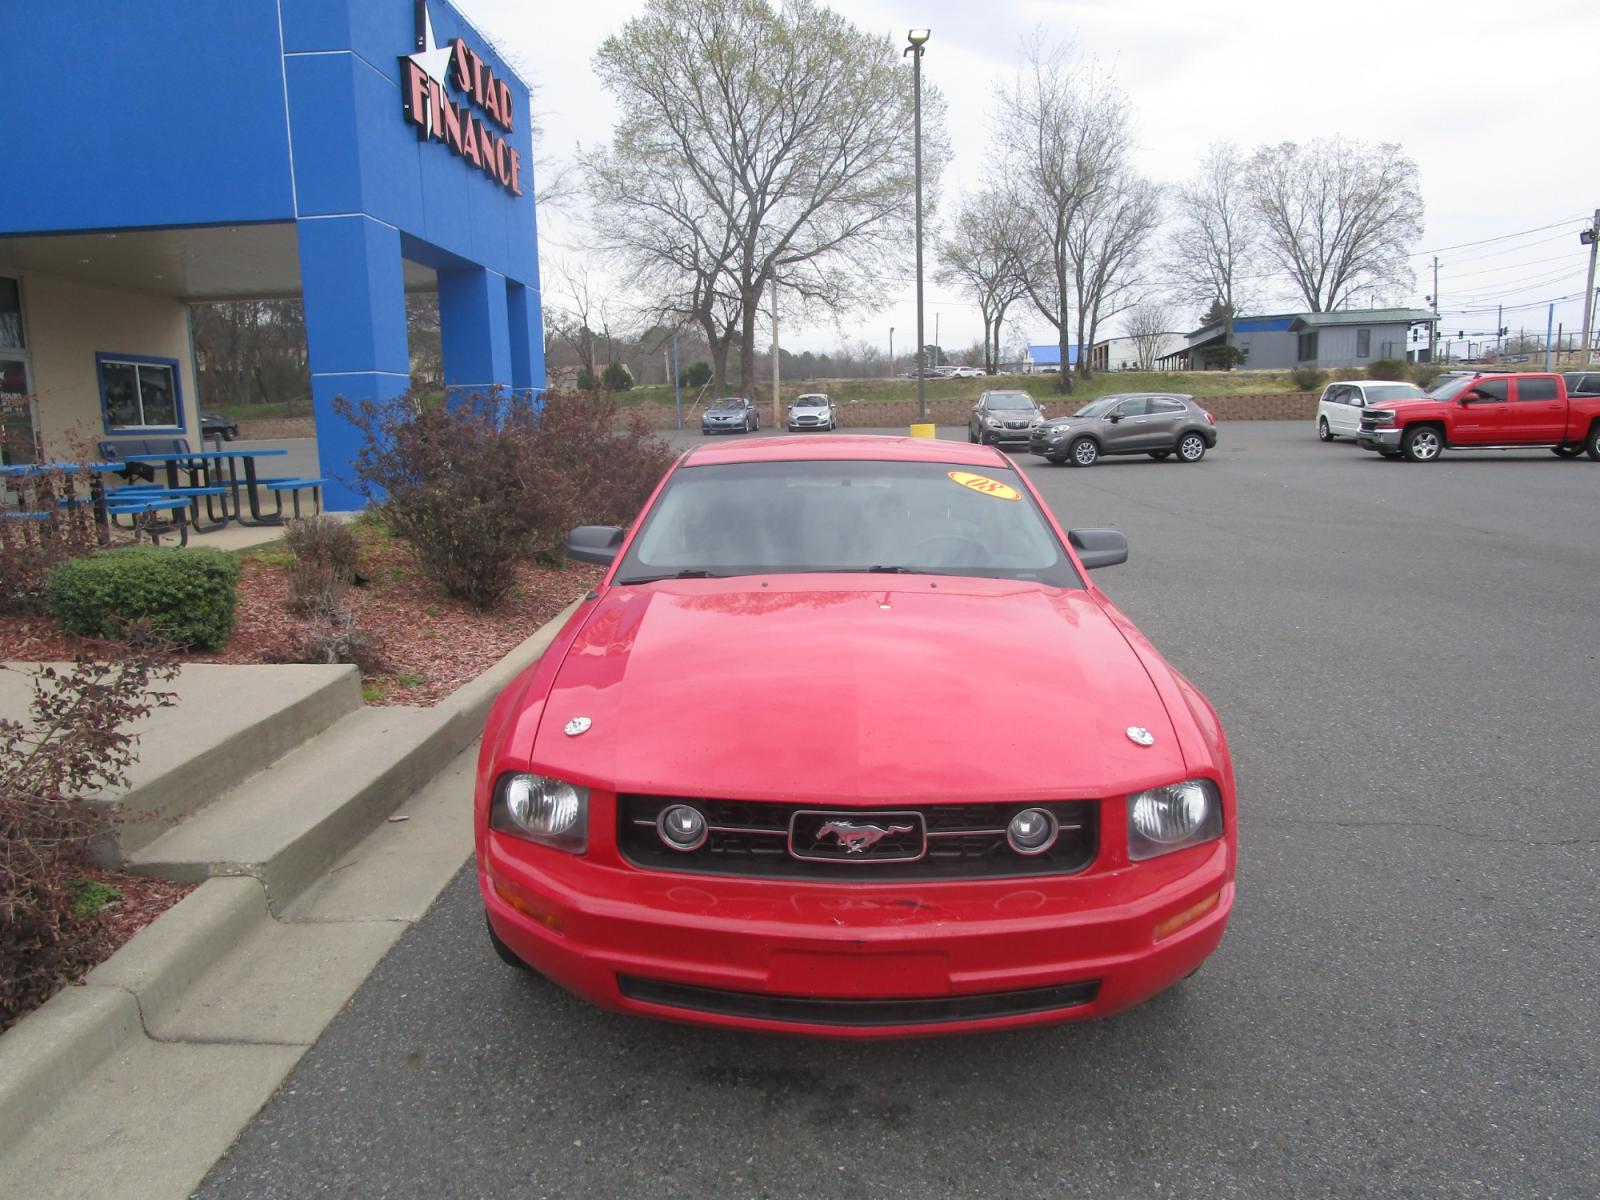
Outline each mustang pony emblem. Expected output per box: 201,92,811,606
815,820,915,854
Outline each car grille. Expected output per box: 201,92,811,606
617,975,1101,1026
1004,420,1030,430
793,416,819,425
617,795,1098,880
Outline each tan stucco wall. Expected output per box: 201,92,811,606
12,273,199,459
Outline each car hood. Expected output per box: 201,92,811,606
1042,415,1097,429
704,409,743,416
529,578,1187,802
790,404,828,411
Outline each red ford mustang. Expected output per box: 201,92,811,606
475,435,1236,1037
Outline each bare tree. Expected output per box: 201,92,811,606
543,260,627,387
1124,298,1175,370
591,0,946,399
937,191,1029,374
1169,142,1258,346
1066,169,1162,378
1245,138,1423,312
994,46,1130,392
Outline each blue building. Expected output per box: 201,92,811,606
0,0,543,510
1025,343,1080,371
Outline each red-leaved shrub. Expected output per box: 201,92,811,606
1,654,177,1027
335,390,672,608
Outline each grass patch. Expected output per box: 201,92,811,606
361,682,386,703
68,879,123,919
396,672,427,689
617,369,1308,412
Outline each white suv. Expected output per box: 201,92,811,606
1316,380,1425,441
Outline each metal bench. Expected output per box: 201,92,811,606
261,477,329,520
103,495,192,546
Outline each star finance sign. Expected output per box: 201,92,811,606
399,2,524,196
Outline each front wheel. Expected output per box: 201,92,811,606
1069,437,1099,467
1552,445,1582,458
1176,432,1207,463
1148,450,1171,460
222,429,237,442
1401,425,1443,463
1317,417,1333,442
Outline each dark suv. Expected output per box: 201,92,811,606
1029,393,1217,466
968,390,1043,446
1563,371,1600,398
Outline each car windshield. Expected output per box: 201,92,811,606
794,396,827,407
614,459,1081,588
985,392,1034,410
1426,377,1477,400
1071,398,1122,418
1365,384,1425,402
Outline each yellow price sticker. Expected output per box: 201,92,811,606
947,470,1021,501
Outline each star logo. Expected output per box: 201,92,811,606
403,0,455,138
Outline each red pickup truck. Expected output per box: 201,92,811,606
1356,372,1600,462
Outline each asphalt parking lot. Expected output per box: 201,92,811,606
198,422,1597,1200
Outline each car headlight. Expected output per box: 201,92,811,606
490,773,588,853
985,416,1004,427
1126,779,1222,861
1366,410,1396,427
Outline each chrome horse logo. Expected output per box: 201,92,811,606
815,820,915,854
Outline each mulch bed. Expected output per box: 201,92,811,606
0,523,603,705
1,868,196,1033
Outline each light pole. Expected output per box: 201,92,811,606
889,326,895,378
1580,209,1598,368
905,28,929,424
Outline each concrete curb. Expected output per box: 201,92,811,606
0,594,585,1160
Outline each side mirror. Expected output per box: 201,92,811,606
1105,413,1122,423
567,525,624,565
1068,527,1128,570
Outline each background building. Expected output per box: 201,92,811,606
0,0,543,510
1177,309,1437,371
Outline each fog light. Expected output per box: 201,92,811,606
1006,807,1058,855
658,804,708,851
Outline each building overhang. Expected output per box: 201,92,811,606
0,224,438,302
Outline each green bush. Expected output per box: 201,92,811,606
1368,358,1408,380
1410,362,1443,389
1290,366,1329,391
601,362,634,392
46,547,240,650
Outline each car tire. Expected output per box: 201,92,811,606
1148,450,1171,460
1176,432,1207,463
1068,437,1098,467
1581,424,1600,461
1552,445,1582,458
486,915,529,971
1401,425,1443,463
222,429,237,442
1317,417,1333,442
1045,455,1065,465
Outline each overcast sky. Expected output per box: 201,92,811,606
460,0,1597,359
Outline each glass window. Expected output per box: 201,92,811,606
0,278,23,351
1297,331,1319,361
1113,398,1149,418
1149,398,1185,414
616,459,1081,588
1473,379,1509,402
1515,377,1557,402
1364,384,1424,403
97,356,182,430
1356,329,1371,357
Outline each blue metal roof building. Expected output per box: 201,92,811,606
0,0,543,510
1027,344,1080,369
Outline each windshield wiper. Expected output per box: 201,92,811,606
864,565,918,573
616,569,725,584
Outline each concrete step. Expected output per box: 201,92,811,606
126,702,475,910
80,662,363,856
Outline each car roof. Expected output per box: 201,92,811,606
1350,379,1417,387
680,434,1012,469
1100,391,1195,400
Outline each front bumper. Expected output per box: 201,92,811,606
1355,427,1402,452
982,425,1039,446
702,420,746,433
1030,432,1070,455
481,835,1233,1038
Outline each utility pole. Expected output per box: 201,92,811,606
1544,304,1555,372
935,312,940,358
1580,208,1599,368
771,284,780,427
906,29,930,423
1428,256,1439,363
889,327,894,378
672,333,682,431
1496,304,1503,360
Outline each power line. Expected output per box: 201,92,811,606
1408,215,1589,257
